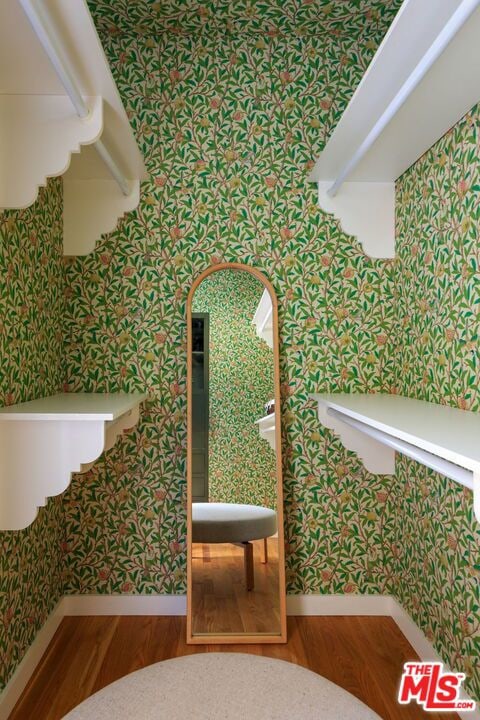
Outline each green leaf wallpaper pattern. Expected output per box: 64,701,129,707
1,0,478,704
86,0,403,38
0,179,66,691
393,104,480,700
61,22,399,600
192,268,276,508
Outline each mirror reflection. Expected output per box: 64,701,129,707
189,267,284,638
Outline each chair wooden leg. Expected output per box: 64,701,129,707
243,542,254,591
262,537,268,564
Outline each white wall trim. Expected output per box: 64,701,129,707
286,592,391,616
1,593,477,720
61,594,187,616
387,596,439,661
0,599,64,720
390,596,479,720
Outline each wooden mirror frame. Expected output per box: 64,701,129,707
186,262,287,644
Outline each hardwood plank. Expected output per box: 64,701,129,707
9,616,461,720
191,540,281,635
10,616,119,720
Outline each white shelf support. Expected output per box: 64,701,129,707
308,0,480,258
0,0,147,253
19,0,130,197
252,289,274,349
255,413,276,451
314,400,395,474
63,176,140,256
316,181,395,259
0,393,145,531
327,408,473,489
311,394,480,524
0,94,103,209
327,0,480,197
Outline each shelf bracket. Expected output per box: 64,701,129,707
0,394,144,531
315,402,395,474
474,471,480,523
0,94,103,209
312,394,480,524
256,414,276,452
63,177,140,256
315,181,395,259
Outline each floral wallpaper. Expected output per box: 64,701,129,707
192,269,276,508
0,179,65,691
392,103,480,700
2,0,479,705
87,0,403,37
62,8,400,597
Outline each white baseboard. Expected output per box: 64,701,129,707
1,593,477,720
387,596,440,661
286,593,392,616
0,600,64,720
64,594,388,617
61,594,187,616
388,597,479,720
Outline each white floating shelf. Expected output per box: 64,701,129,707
309,0,480,258
0,392,146,531
252,289,273,349
255,412,276,451
311,393,480,523
0,0,147,255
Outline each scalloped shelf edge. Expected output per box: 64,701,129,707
311,393,480,524
255,413,276,451
313,399,396,474
0,396,144,531
316,181,395,260
0,95,103,210
63,178,141,256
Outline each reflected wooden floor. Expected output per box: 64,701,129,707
192,539,280,635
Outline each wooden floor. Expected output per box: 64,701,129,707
9,615,459,720
192,539,281,635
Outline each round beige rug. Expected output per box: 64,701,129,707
63,653,382,719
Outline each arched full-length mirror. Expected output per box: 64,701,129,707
187,264,286,644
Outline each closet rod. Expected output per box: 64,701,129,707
327,0,480,198
327,408,474,490
19,0,131,197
